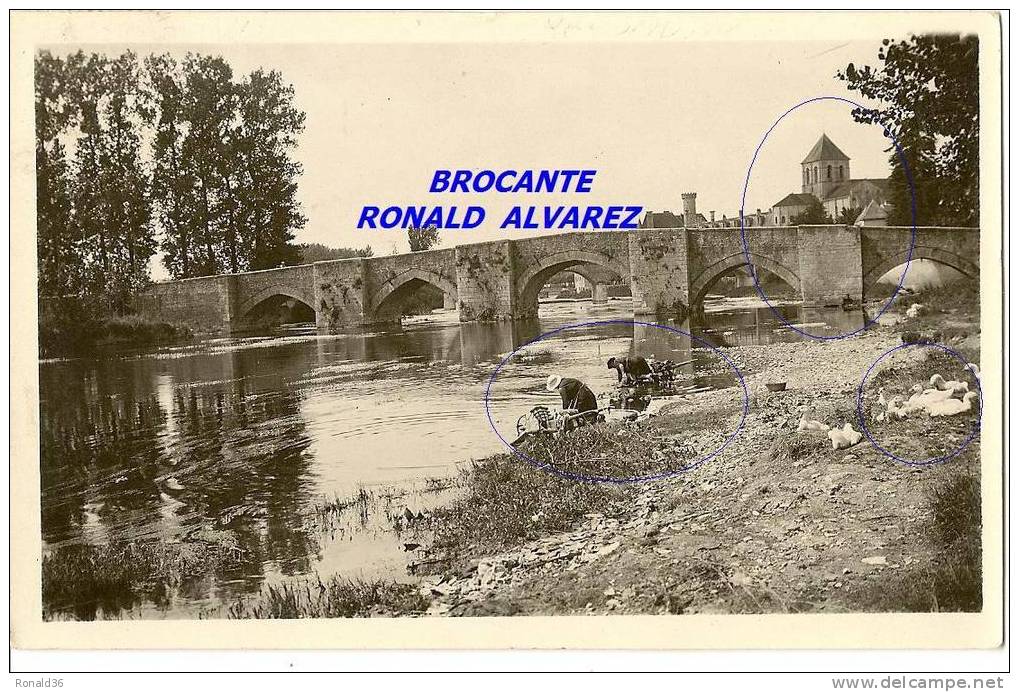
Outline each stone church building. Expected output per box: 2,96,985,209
642,134,890,229
797,133,889,221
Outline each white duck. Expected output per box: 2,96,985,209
930,374,969,396
797,413,830,432
927,391,979,418
828,423,863,450
903,384,954,414
885,396,909,421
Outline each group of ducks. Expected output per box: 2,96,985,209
794,363,980,451
874,364,981,422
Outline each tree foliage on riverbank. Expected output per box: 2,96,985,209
36,52,155,313
35,50,307,312
299,243,375,263
838,34,979,227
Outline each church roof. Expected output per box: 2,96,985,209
801,134,850,164
772,193,817,208
822,178,890,201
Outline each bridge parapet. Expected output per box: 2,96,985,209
860,226,980,296
136,274,235,335
137,225,980,333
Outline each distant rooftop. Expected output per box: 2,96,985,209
856,199,890,222
772,193,817,208
641,210,707,228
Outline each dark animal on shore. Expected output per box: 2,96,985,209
900,330,944,345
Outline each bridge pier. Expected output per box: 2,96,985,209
312,258,369,332
628,228,692,320
796,225,863,306
591,282,608,305
454,240,517,322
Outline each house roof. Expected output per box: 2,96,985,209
640,210,708,228
856,199,889,222
801,134,850,164
822,178,890,201
772,193,817,208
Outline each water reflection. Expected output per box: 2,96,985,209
39,300,863,618
691,302,865,347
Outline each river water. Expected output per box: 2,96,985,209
39,298,863,619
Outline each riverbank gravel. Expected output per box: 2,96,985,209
417,325,982,615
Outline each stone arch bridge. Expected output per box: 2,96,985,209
137,225,979,333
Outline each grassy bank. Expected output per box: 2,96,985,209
42,530,241,620
227,576,429,618
428,404,736,568
40,309,192,358
864,466,982,612
857,333,982,611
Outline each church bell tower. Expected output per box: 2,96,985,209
801,133,850,200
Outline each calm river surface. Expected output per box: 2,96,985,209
39,298,862,619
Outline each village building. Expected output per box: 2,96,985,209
855,199,891,227
770,193,817,226
643,134,890,229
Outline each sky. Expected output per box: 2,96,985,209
53,38,895,276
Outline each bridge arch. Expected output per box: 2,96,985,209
366,268,458,323
688,252,802,307
862,245,979,298
515,250,630,316
235,284,318,327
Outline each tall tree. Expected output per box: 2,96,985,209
178,54,237,276
837,34,979,226
144,54,197,280
35,52,77,297
234,69,306,270
63,51,155,312
101,53,156,304
146,56,306,278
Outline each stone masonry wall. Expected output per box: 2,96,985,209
136,275,233,335
797,225,863,305
313,258,368,331
137,226,979,331
454,240,516,321
232,264,316,321
362,248,458,316
509,232,630,283
628,228,691,319
859,226,980,295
